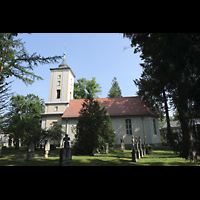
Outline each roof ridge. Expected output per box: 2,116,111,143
70,96,140,101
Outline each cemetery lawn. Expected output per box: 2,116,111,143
0,145,199,166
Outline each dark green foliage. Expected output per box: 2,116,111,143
0,33,62,85
73,99,117,155
0,33,62,112
107,77,122,98
123,33,200,159
42,123,64,143
133,70,165,120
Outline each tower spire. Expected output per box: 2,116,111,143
63,42,66,59
59,43,68,68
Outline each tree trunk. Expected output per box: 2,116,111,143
178,111,195,160
163,91,173,145
177,107,189,158
176,86,195,160
15,139,19,150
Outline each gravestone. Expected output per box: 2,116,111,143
60,148,72,166
0,143,3,157
131,146,137,162
138,137,143,158
91,148,96,156
44,140,50,158
135,136,140,159
145,143,149,154
105,143,109,154
64,134,69,148
142,143,146,156
131,136,134,147
19,138,21,147
27,140,35,161
131,136,137,162
59,135,72,166
120,137,125,152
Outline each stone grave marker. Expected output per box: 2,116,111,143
142,143,146,156
59,135,72,166
105,143,109,154
135,136,140,159
138,137,143,158
27,140,35,160
131,136,134,147
44,140,50,158
146,143,149,154
131,145,137,162
120,137,125,152
0,143,3,157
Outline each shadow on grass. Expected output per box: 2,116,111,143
72,157,132,166
1,146,199,166
0,157,60,166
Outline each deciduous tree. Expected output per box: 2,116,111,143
4,94,45,149
4,94,63,150
74,77,102,99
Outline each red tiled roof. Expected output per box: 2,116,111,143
62,96,158,118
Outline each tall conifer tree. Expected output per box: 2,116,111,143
107,77,122,98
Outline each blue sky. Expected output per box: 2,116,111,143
8,33,143,102
7,33,174,116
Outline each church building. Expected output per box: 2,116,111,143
41,54,161,147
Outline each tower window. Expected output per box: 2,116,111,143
58,75,61,79
70,78,72,89
57,81,61,86
57,90,61,99
55,106,58,111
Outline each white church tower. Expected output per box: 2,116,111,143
41,52,75,133
48,52,75,105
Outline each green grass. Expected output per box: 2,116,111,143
0,146,199,166
0,149,43,161
72,146,200,166
0,147,60,166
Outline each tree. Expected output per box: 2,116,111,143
133,70,164,119
74,77,102,99
133,68,172,145
0,81,12,111
4,94,63,150
42,123,64,144
3,94,45,149
73,99,116,155
107,77,122,98
123,33,200,159
0,33,62,112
